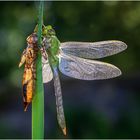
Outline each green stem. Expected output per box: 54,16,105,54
32,1,44,139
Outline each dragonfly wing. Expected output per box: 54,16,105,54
52,67,66,135
59,52,121,80
42,56,53,83
60,40,127,59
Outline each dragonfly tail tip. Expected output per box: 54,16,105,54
24,102,29,112
62,127,67,135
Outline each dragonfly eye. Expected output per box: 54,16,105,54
45,25,56,36
27,33,38,44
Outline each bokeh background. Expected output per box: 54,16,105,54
0,1,140,139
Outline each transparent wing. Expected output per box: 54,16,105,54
59,52,121,80
60,40,127,59
52,67,66,135
42,56,53,83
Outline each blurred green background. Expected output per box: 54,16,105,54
0,1,140,139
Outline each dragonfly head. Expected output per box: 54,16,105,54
26,33,38,44
34,24,55,37
43,25,56,37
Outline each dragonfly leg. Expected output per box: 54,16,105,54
19,48,27,67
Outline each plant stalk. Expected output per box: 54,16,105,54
32,1,44,139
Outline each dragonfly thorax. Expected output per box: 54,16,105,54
42,37,51,49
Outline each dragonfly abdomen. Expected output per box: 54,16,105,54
22,63,36,111
53,67,66,135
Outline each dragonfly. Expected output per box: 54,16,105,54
19,33,39,111
41,25,127,135
19,32,47,111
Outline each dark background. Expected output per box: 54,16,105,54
0,1,140,139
